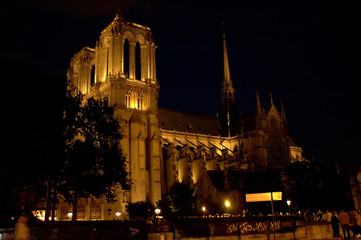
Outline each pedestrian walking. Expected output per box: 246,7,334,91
349,209,357,238
354,210,361,237
339,209,351,239
331,211,340,238
14,214,30,240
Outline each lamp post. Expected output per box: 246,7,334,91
287,200,291,215
202,206,209,240
225,200,230,215
155,208,161,224
155,208,161,216
67,212,73,221
115,212,121,220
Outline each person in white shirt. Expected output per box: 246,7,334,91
14,214,30,240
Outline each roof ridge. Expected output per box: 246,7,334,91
159,107,218,119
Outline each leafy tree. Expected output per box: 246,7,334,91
127,201,154,221
157,182,199,219
58,92,130,221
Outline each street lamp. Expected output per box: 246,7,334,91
202,206,206,216
287,200,291,215
225,200,230,215
67,212,73,221
155,208,161,217
115,212,121,220
202,206,209,240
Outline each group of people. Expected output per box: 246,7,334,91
330,209,361,239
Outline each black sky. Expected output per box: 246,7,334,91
1,1,360,159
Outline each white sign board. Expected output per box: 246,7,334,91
246,192,282,202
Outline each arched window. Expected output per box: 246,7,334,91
137,93,143,109
125,91,131,107
106,48,109,76
123,39,130,77
90,65,95,86
135,42,141,80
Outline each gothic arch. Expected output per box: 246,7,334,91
135,34,146,45
123,31,135,43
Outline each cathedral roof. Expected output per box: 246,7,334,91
158,108,225,136
232,112,258,135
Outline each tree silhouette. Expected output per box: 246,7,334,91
281,160,353,211
157,182,199,219
58,92,130,220
127,201,154,221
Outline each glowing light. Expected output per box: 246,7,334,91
202,206,206,212
115,212,121,217
245,192,282,202
68,212,73,218
155,208,161,215
32,210,46,221
225,200,230,208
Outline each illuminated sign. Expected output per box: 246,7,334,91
246,192,282,202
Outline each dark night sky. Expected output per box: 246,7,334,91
1,1,360,159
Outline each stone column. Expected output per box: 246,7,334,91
150,43,156,81
165,145,178,191
85,205,90,221
100,203,105,220
129,42,136,79
147,125,161,204
178,153,192,184
129,112,147,203
140,44,147,81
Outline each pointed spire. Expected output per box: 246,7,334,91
114,10,122,20
270,93,274,105
256,91,262,115
280,98,287,121
222,23,235,100
220,23,236,137
223,28,232,87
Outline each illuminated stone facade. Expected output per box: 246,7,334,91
65,14,304,220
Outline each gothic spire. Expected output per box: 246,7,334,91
114,10,122,20
280,98,287,121
221,25,236,137
256,91,262,115
222,26,235,102
270,93,274,105
280,98,288,133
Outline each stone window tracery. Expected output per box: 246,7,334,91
125,91,131,107
265,136,287,167
137,93,143,109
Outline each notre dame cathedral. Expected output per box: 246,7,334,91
63,13,304,220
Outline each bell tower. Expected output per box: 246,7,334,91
67,13,161,206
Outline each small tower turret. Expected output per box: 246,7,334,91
280,98,288,132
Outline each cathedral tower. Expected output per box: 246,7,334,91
67,13,161,208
